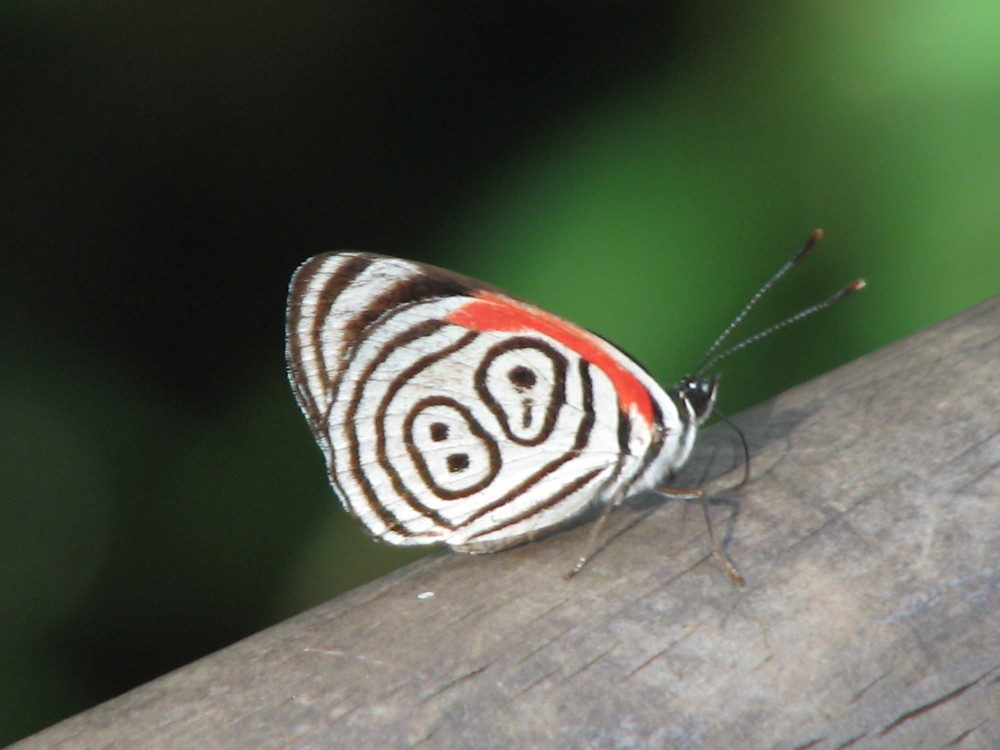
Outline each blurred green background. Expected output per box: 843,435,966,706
2,1,999,743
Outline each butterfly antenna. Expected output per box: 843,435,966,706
696,277,865,375
692,229,865,376
693,229,824,374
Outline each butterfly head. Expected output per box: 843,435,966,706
631,372,720,491
672,373,721,427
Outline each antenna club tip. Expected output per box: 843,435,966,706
849,279,867,292
794,228,825,262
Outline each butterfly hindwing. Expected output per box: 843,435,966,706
286,252,684,552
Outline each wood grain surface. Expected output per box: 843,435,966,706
13,295,1000,750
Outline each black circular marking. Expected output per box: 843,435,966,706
447,453,470,473
508,365,537,390
430,422,449,441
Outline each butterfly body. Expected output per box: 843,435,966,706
286,252,718,553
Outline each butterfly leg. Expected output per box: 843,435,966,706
565,488,629,579
655,485,746,587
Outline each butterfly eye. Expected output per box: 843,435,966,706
674,375,720,421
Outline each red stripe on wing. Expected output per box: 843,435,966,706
445,292,654,426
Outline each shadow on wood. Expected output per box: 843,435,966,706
13,296,1000,750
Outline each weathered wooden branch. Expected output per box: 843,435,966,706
14,296,1000,750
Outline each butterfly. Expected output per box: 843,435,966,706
285,231,863,576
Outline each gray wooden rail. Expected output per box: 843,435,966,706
12,296,1000,750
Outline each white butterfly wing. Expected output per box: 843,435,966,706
287,252,679,551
